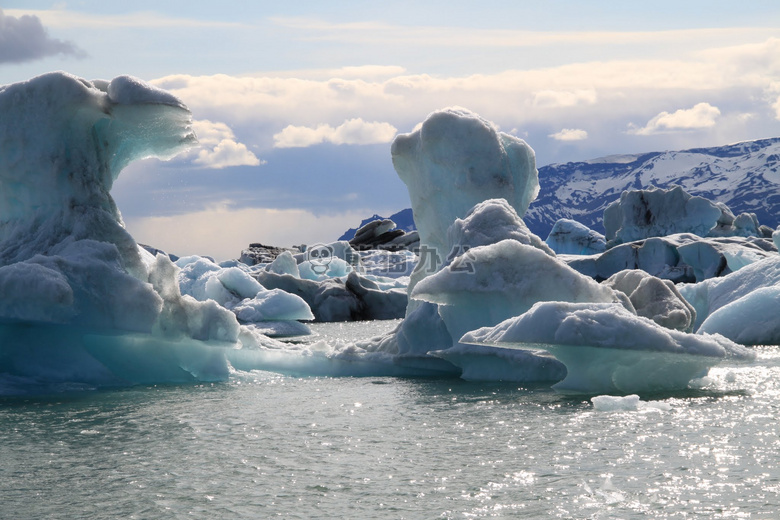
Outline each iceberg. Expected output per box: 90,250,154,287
253,241,409,322
176,255,313,337
604,185,727,246
603,269,695,332
679,253,780,345
461,302,755,394
391,107,539,306
564,233,776,283
545,219,606,255
0,72,275,392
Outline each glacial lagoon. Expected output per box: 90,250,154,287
3,320,780,519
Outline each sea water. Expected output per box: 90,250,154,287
2,320,780,519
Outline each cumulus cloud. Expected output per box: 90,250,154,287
0,8,85,63
273,118,397,148
191,120,264,168
628,102,722,135
549,128,589,141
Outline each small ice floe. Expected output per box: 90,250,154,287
591,394,672,412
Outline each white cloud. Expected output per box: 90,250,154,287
248,65,407,81
191,119,263,168
194,140,264,169
628,102,721,135
532,89,597,108
124,203,371,261
147,36,780,164
273,118,397,148
151,38,777,129
770,81,780,121
549,128,588,141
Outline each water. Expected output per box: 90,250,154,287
2,321,780,519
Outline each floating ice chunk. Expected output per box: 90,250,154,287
177,255,313,329
679,255,780,334
232,289,315,322
698,286,780,345
603,269,695,332
292,241,362,281
412,239,627,344
266,251,300,277
461,301,754,394
299,257,353,281
592,394,641,411
545,219,606,255
604,185,724,246
591,394,672,412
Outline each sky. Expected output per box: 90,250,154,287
2,1,780,260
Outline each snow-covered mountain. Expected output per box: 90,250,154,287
341,137,780,241
525,137,780,237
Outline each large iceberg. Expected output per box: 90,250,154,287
0,72,268,392
461,302,755,394
350,109,560,378
391,107,539,305
604,185,727,246
414,199,630,382
679,254,780,344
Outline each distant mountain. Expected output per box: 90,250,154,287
340,137,780,241
526,137,780,237
338,208,416,241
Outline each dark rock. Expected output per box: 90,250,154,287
240,243,297,266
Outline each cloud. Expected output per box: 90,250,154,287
0,8,85,63
248,65,407,81
549,128,588,141
273,118,397,148
272,17,778,49
769,81,780,121
152,37,778,130
628,102,722,135
533,89,597,108
191,120,264,168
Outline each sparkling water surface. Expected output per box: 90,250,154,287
2,320,780,519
